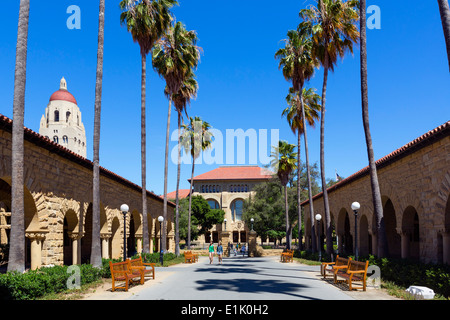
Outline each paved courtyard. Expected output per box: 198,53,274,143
84,255,399,301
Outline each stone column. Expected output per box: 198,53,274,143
100,233,111,259
69,232,83,265
136,235,143,254
337,233,344,255
248,230,257,257
25,232,46,270
443,232,450,265
401,231,410,259
221,231,230,257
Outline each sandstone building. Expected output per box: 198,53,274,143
0,113,175,270
301,121,450,265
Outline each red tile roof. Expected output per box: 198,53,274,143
189,166,273,182
166,189,191,200
301,120,450,206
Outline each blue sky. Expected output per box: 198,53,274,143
0,1,449,197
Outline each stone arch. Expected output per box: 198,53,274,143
63,209,79,265
382,196,401,258
110,216,122,259
402,206,420,260
230,198,245,222
337,208,352,255
359,214,370,257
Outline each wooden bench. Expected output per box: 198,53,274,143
128,256,156,284
321,255,351,279
280,249,294,263
184,251,199,263
109,260,142,292
334,259,369,291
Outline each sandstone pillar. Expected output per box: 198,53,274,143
221,231,230,257
100,233,111,259
136,235,143,254
25,232,46,270
443,232,450,265
401,231,410,259
69,232,83,265
248,230,257,257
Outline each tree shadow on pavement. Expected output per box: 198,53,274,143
195,278,322,300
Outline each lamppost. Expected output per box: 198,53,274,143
250,218,254,232
120,204,129,262
158,215,164,266
351,202,360,261
315,213,322,261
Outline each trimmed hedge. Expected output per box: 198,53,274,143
0,264,102,300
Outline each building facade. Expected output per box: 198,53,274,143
189,166,272,245
39,77,87,158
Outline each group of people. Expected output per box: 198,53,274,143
208,241,247,264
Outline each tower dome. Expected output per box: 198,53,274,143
49,77,77,104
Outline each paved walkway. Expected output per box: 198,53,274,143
119,255,396,301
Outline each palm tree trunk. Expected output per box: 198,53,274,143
91,0,105,269
300,96,316,253
141,54,149,254
320,54,333,256
297,130,303,251
162,98,172,253
8,0,30,273
438,0,450,72
187,157,195,249
284,184,290,249
175,111,181,256
360,0,388,258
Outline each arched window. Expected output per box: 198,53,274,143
201,185,205,193
244,185,248,192
66,111,71,123
207,199,220,210
54,110,60,122
62,136,68,144
53,136,59,143
231,199,244,221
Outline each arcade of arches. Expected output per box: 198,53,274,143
0,114,175,270
302,121,450,264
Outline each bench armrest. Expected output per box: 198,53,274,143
143,262,156,267
347,270,366,274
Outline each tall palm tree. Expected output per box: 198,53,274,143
181,116,213,249
275,27,318,251
91,0,105,269
171,73,198,256
282,87,321,251
438,0,450,71
153,21,201,252
300,0,359,256
270,140,297,250
359,0,388,257
120,0,177,254
8,0,30,273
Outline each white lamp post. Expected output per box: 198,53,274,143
120,204,129,261
158,216,164,265
315,214,322,261
250,218,254,232
351,202,360,260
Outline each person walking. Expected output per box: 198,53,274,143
208,241,215,264
217,241,223,264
